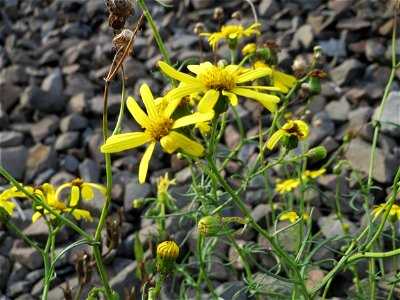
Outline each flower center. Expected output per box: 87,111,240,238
200,66,236,91
145,116,174,142
71,178,83,187
221,25,242,36
283,121,305,137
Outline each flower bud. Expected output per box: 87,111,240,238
198,216,222,237
333,160,347,175
113,29,134,53
156,241,179,275
213,7,224,21
231,11,242,21
306,146,327,160
194,22,206,35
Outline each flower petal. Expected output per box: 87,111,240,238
140,84,158,120
198,89,220,113
32,212,41,223
139,142,156,184
172,111,215,129
127,96,150,128
233,87,280,112
187,62,213,75
161,131,204,157
266,130,285,150
164,84,204,113
81,186,94,201
70,186,80,206
222,90,238,106
236,67,272,83
158,61,199,84
101,133,151,153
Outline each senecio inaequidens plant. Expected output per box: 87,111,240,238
1,0,400,299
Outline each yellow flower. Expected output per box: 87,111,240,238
32,183,93,223
279,211,308,223
371,203,400,223
158,61,281,113
195,121,212,134
266,120,309,150
275,178,300,194
242,43,257,55
201,23,261,50
157,173,176,195
0,187,20,217
253,61,296,94
302,169,326,180
55,178,107,207
156,240,180,275
101,84,214,183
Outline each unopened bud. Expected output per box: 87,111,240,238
217,59,229,68
213,7,224,21
156,241,179,275
306,146,327,160
333,160,347,175
313,45,323,60
198,216,222,237
194,22,206,35
231,11,242,21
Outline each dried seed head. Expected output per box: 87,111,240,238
113,29,134,53
213,7,224,21
108,14,127,31
105,0,135,18
194,22,206,35
75,253,92,285
231,11,242,21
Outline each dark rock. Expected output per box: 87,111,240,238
78,158,100,182
0,106,9,129
0,65,28,85
325,97,351,122
88,94,121,115
39,49,60,65
20,85,65,113
25,269,45,285
0,81,21,111
330,58,365,86
10,241,43,270
59,114,89,132
365,39,387,63
348,106,373,131
309,111,335,146
0,131,24,147
41,67,64,97
6,280,31,298
124,179,151,215
0,255,11,291
30,115,60,143
64,73,95,97
372,91,400,137
319,38,347,58
26,144,58,181
60,154,80,173
215,281,247,300
345,138,400,183
109,259,139,297
54,132,80,151
0,145,28,181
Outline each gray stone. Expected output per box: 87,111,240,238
1,65,28,85
60,154,80,173
325,97,351,122
309,111,335,146
88,94,121,115
0,81,21,111
174,166,192,184
0,145,28,180
319,38,347,58
330,59,365,86
14,293,36,300
26,144,58,181
64,73,95,97
30,115,59,143
215,281,247,300
124,179,151,215
23,218,69,244
87,133,105,164
109,259,138,297
0,131,24,147
59,114,89,132
10,241,43,270
372,91,400,137
0,255,11,291
54,132,80,151
6,280,31,298
345,138,400,183
25,269,45,285
258,0,280,17
348,106,373,128
365,39,387,63
67,92,87,114
20,85,65,113
224,125,240,149
78,158,100,182
41,67,64,97
0,105,9,129
291,24,314,50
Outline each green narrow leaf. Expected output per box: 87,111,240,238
134,233,145,280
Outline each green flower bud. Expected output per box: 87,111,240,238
156,241,179,275
133,198,146,209
306,146,327,160
333,160,347,175
198,216,222,237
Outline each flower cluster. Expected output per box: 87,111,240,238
275,169,326,194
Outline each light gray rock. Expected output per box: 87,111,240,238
330,58,365,86
0,131,24,147
0,145,28,181
26,144,58,181
259,0,280,17
372,91,400,137
78,158,100,182
41,67,64,97
291,24,314,50
326,97,351,122
10,241,43,270
124,179,151,215
59,114,89,132
54,131,80,151
30,115,59,143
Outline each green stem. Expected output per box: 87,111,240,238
148,274,166,300
196,234,218,298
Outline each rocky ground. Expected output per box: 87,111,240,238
1,0,400,299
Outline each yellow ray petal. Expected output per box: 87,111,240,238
233,87,280,112
70,185,80,206
236,67,272,83
158,61,199,84
81,185,94,201
266,130,286,150
101,133,151,153
172,111,215,129
198,89,220,113
161,131,204,156
139,142,156,184
187,62,213,75
127,96,150,128
32,212,41,223
222,90,238,106
140,84,158,120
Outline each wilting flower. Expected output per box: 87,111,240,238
55,178,107,207
275,178,300,194
201,23,261,50
302,169,326,180
101,84,214,183
266,120,309,150
158,61,280,113
31,183,93,223
156,241,179,275
371,203,400,223
253,61,296,94
279,211,309,223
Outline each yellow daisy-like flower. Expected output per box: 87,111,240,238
275,178,300,194
158,61,281,113
371,203,400,223
253,61,297,94
242,43,257,56
266,120,309,150
201,23,261,50
279,211,308,223
0,187,20,217
32,183,93,223
303,169,326,180
55,178,107,207
101,83,214,183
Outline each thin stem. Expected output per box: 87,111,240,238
196,234,218,298
148,274,166,300
6,221,43,254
